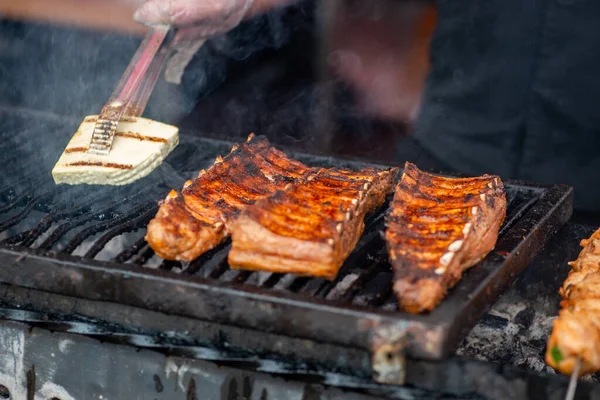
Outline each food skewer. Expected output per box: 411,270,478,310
565,357,582,400
546,228,600,399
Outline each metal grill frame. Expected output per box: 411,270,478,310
0,135,573,383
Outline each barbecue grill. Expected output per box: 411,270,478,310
0,103,573,389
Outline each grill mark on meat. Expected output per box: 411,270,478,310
145,134,314,261
385,162,506,314
229,167,398,279
66,161,133,170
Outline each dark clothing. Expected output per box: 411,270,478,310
412,0,600,211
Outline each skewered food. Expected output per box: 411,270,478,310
228,167,398,279
52,116,179,186
146,134,312,261
546,228,600,376
385,162,506,313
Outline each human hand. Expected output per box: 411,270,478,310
133,0,255,37
132,0,297,84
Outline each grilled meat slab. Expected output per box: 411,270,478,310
386,162,506,314
547,228,600,375
228,167,398,279
145,134,311,261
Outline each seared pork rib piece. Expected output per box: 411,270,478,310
145,134,312,261
228,167,398,279
546,228,600,376
385,162,506,314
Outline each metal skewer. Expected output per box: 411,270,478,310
565,357,582,400
87,26,173,155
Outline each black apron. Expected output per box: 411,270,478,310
408,0,600,212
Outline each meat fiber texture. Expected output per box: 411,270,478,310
145,134,312,261
228,167,398,280
386,162,506,314
546,228,600,376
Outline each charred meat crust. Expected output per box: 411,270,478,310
228,167,399,280
145,134,313,261
385,162,506,314
546,228,600,376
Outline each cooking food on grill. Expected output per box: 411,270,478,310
228,167,398,279
546,227,600,376
52,116,179,186
146,134,312,261
385,162,506,314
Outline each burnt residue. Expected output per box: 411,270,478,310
65,161,133,170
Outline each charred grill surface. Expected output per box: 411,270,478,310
386,162,507,313
145,134,312,261
0,108,573,364
228,167,398,279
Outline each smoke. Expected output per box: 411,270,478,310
177,1,314,103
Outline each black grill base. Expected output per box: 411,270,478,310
0,107,573,386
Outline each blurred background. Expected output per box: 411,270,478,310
0,0,437,163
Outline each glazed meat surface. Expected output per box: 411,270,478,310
385,162,506,314
547,228,600,376
228,167,398,279
145,134,312,261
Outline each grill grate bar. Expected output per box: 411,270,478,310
63,202,155,255
340,260,385,302
132,246,155,265
233,271,252,283
1,231,30,246
353,272,394,307
288,277,312,293
498,191,541,237
83,204,158,259
0,191,54,233
0,175,46,201
183,240,231,275
0,191,33,214
158,260,180,271
114,237,148,264
37,188,154,251
313,223,387,298
17,193,112,248
261,273,283,288
209,256,231,279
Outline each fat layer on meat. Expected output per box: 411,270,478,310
145,134,312,261
385,162,506,314
547,228,600,376
228,167,398,279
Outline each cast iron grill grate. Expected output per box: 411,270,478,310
0,107,573,364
